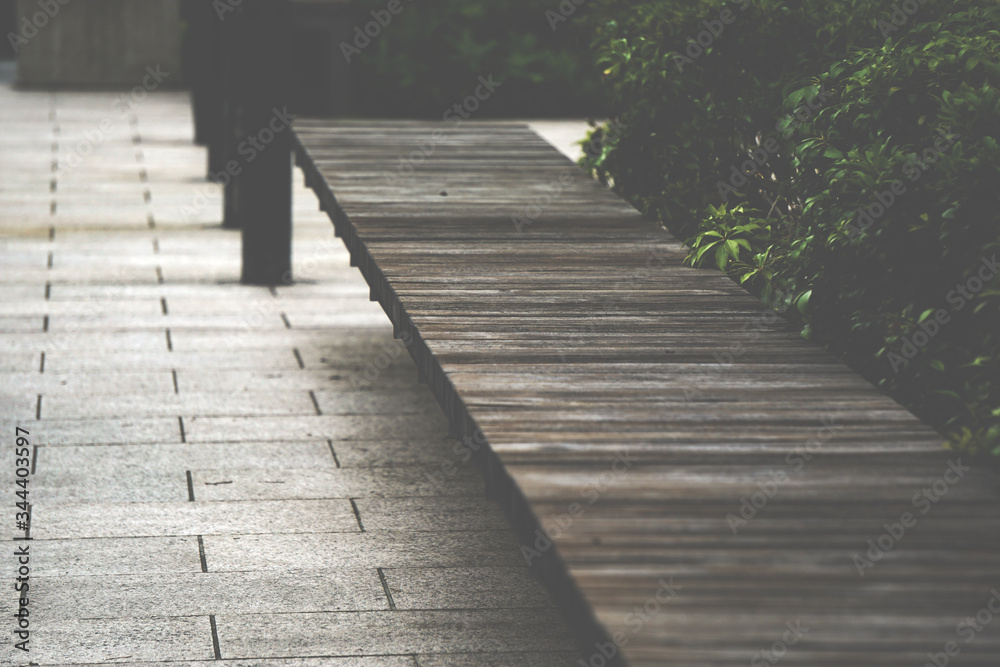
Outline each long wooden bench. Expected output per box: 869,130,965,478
290,120,1000,666
200,2,1000,663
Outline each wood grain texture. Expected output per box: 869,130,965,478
293,120,1000,667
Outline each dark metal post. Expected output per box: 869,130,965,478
181,0,224,174
219,5,244,231
233,0,293,285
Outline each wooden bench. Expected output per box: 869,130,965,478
205,3,1000,663
291,120,1000,665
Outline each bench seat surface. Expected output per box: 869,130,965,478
294,120,1000,666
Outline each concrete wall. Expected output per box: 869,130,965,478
16,0,181,85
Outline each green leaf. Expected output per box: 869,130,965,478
690,241,718,266
796,290,812,314
714,245,729,271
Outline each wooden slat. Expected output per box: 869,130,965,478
292,120,1000,667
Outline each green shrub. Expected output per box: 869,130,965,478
585,1,1000,457
582,0,892,228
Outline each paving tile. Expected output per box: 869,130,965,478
0,299,160,317
47,313,291,332
0,392,38,421
32,570,388,620
311,389,442,415
0,536,201,577
31,469,188,504
44,348,300,372
0,351,42,372
0,284,43,300
53,202,149,221
33,499,359,538
287,310,395,328
43,390,315,419
191,466,483,501
214,609,579,659
175,369,364,393
0,330,167,353
354,497,511,532
6,417,181,445
50,282,268,301
37,441,336,475
0,315,44,332
168,327,402,353
165,296,385,318
202,531,526,571
0,371,173,395
0,616,214,664
298,344,423,376
183,414,450,443
40,264,160,284
333,437,461,468
384,567,556,611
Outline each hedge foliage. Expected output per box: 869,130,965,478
584,1,1000,457
349,0,605,117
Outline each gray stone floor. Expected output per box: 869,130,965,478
0,82,586,665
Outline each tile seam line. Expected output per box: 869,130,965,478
16,529,518,541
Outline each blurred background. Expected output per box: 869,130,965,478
0,0,606,117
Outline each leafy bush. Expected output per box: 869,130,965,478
585,1,1000,457
349,0,606,117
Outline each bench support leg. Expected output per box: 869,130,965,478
228,0,293,285
181,0,224,176
220,6,243,231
